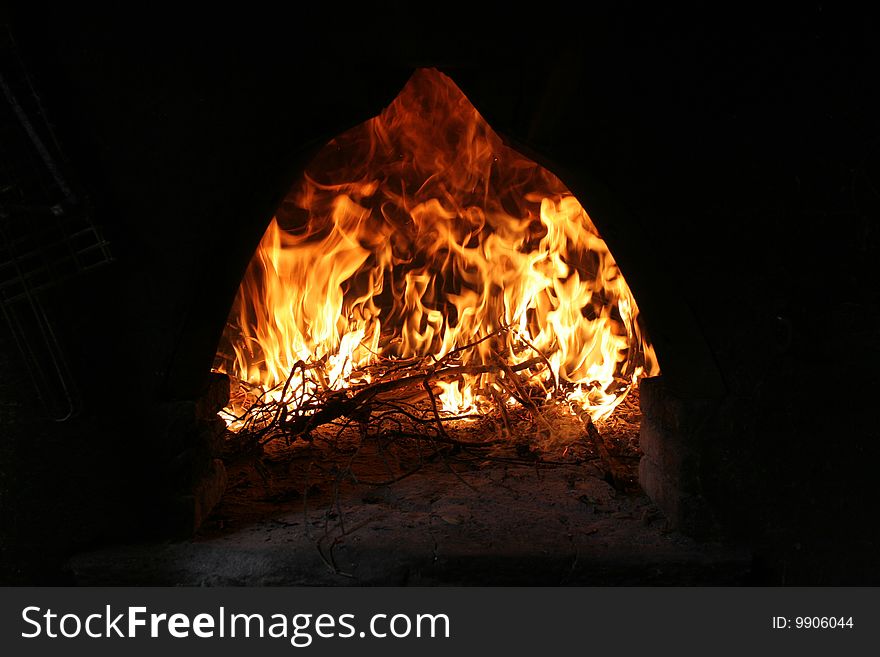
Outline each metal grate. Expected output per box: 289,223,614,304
0,25,113,420
0,203,112,305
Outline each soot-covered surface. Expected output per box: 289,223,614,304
69,397,751,585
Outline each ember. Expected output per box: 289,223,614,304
213,68,658,443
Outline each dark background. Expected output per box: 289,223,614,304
1,4,877,583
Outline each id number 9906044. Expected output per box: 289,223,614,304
772,617,854,629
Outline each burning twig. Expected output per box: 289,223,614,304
513,328,559,397
276,356,543,439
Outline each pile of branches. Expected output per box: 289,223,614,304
222,326,592,450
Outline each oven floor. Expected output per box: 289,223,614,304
68,436,752,585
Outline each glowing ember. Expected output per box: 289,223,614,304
214,68,658,431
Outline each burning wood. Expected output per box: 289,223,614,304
220,326,637,477
226,328,540,439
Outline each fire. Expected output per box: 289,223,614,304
214,68,658,431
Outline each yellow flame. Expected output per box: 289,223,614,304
215,68,658,429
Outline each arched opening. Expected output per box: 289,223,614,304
214,68,658,441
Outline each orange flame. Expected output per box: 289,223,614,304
215,68,658,429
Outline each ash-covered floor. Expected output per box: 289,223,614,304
69,394,752,585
